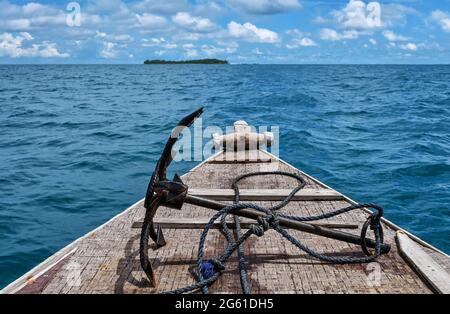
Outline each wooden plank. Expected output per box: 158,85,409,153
131,218,358,230
211,150,275,163
396,231,450,294
188,188,344,201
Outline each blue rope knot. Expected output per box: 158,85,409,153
250,216,270,237
200,259,225,279
266,213,279,228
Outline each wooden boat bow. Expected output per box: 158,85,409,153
140,108,390,291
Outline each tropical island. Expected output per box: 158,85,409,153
144,58,229,64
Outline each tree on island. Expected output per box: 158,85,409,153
144,58,229,64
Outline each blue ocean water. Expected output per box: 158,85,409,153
0,64,449,288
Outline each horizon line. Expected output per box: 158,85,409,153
1,63,450,66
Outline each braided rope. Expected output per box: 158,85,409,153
163,171,384,294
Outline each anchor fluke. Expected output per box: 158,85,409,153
156,225,166,247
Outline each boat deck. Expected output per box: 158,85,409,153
2,150,449,294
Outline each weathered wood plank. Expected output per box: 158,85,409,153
131,217,358,230
211,149,274,163
396,231,450,294
188,188,344,201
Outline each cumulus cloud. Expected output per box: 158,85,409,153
0,32,69,58
399,42,417,51
0,1,71,31
141,37,177,49
228,21,279,43
229,0,301,15
95,31,134,42
286,29,316,48
142,37,165,46
319,28,359,41
382,30,408,41
201,44,237,56
331,0,381,30
431,10,450,32
172,12,217,33
99,41,118,58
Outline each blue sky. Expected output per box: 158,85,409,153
0,0,449,64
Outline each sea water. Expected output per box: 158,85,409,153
0,64,449,288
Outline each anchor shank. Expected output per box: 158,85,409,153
184,194,391,254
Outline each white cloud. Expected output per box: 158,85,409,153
399,42,417,51
228,21,279,43
172,12,217,33
369,38,376,45
201,44,237,56
19,31,33,41
1,18,31,30
135,13,167,28
319,28,359,41
22,3,45,14
229,0,301,15
431,10,450,32
0,32,69,58
163,43,177,49
185,49,198,58
287,37,316,49
382,30,408,41
95,31,133,43
382,3,417,28
0,1,68,31
142,37,166,47
331,0,381,30
141,37,175,48
100,41,118,58
252,48,263,55
38,41,70,58
182,43,194,49
95,31,107,38
132,0,190,15
286,29,317,48
113,34,133,42
173,32,201,41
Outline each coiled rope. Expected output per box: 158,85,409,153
163,171,384,294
